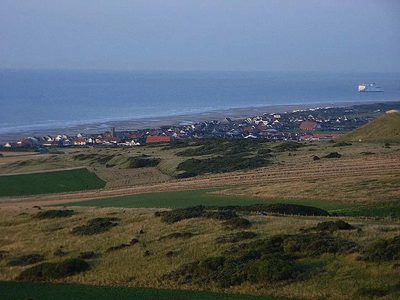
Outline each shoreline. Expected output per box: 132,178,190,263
0,100,397,143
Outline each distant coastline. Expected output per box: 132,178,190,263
0,100,396,144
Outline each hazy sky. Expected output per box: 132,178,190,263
1,0,399,72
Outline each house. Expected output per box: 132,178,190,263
4,142,19,148
74,138,87,146
299,121,321,131
146,136,171,144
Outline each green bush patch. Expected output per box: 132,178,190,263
156,206,238,224
222,218,252,230
106,244,131,252
358,236,400,262
159,232,194,240
34,210,74,219
236,203,330,216
16,258,90,282
7,254,45,266
323,152,342,158
177,154,271,178
71,218,119,235
77,252,97,260
307,220,355,232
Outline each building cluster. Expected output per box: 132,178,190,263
2,106,376,148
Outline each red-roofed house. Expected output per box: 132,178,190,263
146,136,171,144
299,121,321,131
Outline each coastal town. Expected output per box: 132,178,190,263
1,102,399,149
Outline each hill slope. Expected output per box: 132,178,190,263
341,112,400,142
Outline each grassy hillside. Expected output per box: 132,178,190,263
0,206,399,300
341,112,400,143
0,168,106,196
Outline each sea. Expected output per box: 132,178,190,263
1,69,399,140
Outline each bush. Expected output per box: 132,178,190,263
177,154,271,177
0,250,8,261
246,255,303,283
311,220,355,232
359,236,400,262
216,231,257,243
203,210,238,220
282,234,358,256
324,152,342,158
237,203,330,216
16,258,89,282
159,232,194,240
78,252,96,259
54,248,67,257
222,218,252,230
158,206,205,224
273,141,305,152
71,218,119,235
34,210,74,219
7,254,45,266
106,244,131,252
333,142,352,147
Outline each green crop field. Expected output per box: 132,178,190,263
62,188,355,211
0,281,293,300
0,169,106,197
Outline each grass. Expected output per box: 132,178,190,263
0,168,106,196
0,281,290,300
335,202,400,218
61,188,356,211
1,206,399,300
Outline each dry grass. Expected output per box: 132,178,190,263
0,205,399,299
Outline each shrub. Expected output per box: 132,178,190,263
71,218,119,235
177,154,271,177
159,232,194,240
0,250,8,261
106,244,131,252
273,141,305,152
127,157,160,168
16,258,89,282
203,210,238,220
237,203,330,216
54,248,67,257
333,142,352,147
7,254,45,266
158,206,205,223
34,210,74,219
359,236,400,262
78,252,96,259
216,231,257,243
246,255,303,283
222,218,252,230
282,234,358,256
324,152,342,158
311,220,355,232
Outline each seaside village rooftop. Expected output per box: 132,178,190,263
1,105,393,149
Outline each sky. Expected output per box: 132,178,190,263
1,0,399,72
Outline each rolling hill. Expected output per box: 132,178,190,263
341,112,400,142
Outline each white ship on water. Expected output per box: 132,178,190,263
358,83,384,92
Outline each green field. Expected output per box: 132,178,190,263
0,169,106,197
0,281,293,300
62,188,356,211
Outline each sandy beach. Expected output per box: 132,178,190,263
0,100,390,143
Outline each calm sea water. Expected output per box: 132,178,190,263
1,70,399,135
